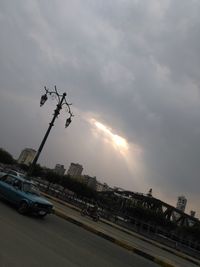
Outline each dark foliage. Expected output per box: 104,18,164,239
17,163,29,172
31,163,43,177
0,148,15,164
38,170,97,199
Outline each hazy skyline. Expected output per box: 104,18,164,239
0,0,200,216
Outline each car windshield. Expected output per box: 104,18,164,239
23,182,40,196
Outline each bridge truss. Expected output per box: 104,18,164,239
98,190,200,228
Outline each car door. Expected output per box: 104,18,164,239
11,179,24,204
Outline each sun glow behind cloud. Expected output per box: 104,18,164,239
88,118,145,188
93,120,129,152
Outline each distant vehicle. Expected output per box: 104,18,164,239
0,173,53,217
6,169,26,178
81,204,100,222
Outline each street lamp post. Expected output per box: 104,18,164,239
28,86,73,176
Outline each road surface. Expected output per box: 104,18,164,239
51,198,200,267
0,200,159,267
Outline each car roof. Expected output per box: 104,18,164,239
7,169,25,175
3,173,31,183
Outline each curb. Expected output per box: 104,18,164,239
101,220,200,266
54,208,176,267
44,193,200,267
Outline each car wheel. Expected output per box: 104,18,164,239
93,216,99,222
38,212,47,218
81,209,87,216
18,201,29,214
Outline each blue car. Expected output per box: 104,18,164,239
0,173,53,217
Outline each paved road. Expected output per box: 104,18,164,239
0,201,159,267
50,198,200,267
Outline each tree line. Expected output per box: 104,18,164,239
0,147,96,199
0,148,15,165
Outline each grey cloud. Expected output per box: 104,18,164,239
0,0,200,214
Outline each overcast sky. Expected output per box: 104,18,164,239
0,0,200,216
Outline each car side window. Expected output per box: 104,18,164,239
4,175,16,185
8,171,16,176
13,179,22,190
0,175,7,181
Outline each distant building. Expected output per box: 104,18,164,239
18,148,36,166
96,182,104,192
176,195,187,212
54,164,66,176
96,182,110,192
67,163,83,177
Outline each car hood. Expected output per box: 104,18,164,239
26,193,53,206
